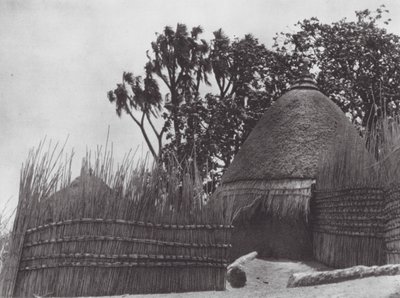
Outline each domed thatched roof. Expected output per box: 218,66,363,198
222,76,361,184
51,170,112,200
40,169,114,222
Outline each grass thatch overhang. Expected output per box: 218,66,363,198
218,179,314,225
218,178,314,260
222,86,362,184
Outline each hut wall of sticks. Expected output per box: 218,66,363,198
1,142,234,297
313,118,400,268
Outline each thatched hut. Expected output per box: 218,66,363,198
218,75,364,260
39,168,114,223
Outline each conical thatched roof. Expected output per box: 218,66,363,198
40,169,113,222
53,171,112,199
222,76,361,184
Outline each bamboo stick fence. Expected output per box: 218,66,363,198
1,141,233,297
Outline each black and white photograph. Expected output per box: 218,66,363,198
2,0,400,297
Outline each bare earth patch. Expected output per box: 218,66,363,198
109,258,400,298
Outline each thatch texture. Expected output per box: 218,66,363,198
2,142,234,297
217,179,313,259
222,85,360,184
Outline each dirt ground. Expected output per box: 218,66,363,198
117,258,400,298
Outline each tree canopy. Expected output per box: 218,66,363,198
107,6,400,188
274,5,400,130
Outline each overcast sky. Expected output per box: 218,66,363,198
1,0,400,214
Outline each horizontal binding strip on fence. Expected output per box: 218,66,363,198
384,205,400,213
315,208,382,219
385,203,400,210
314,187,383,194
21,252,227,264
19,260,228,271
312,214,385,221
384,198,400,205
385,186,400,195
315,193,383,201
385,221,400,232
264,193,310,197
220,186,312,192
311,221,383,229
313,229,384,238
383,206,400,212
312,214,385,220
314,194,384,203
312,201,384,208
385,250,400,254
313,226,382,235
384,234,400,243
23,235,231,249
25,218,234,234
313,199,384,206
384,223,400,233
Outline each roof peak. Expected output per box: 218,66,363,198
290,75,319,91
290,58,319,91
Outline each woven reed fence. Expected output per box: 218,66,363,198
312,187,385,267
1,141,234,297
385,184,400,263
379,119,400,264
313,126,386,268
314,116,400,268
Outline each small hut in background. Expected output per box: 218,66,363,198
218,74,365,260
39,167,113,224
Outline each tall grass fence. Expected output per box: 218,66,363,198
313,118,400,268
1,141,233,297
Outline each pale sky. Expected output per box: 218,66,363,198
1,0,400,214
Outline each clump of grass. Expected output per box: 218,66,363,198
317,126,380,191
